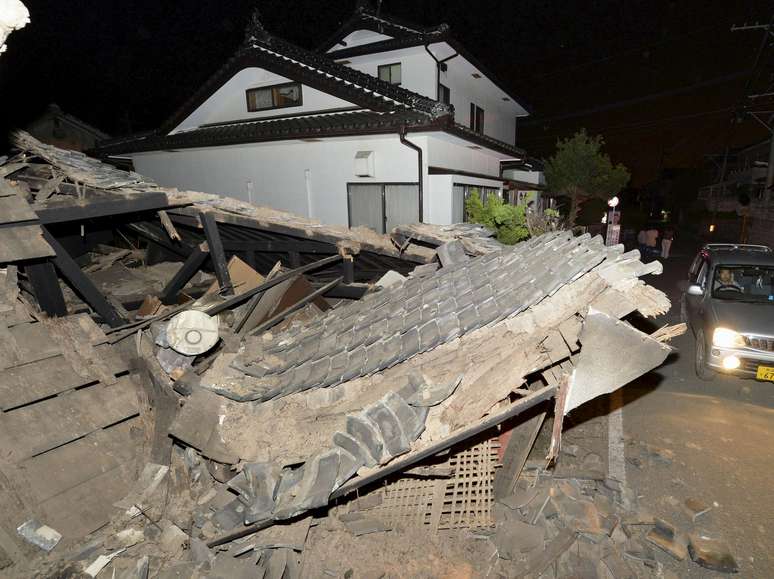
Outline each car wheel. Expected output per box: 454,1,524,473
695,330,715,381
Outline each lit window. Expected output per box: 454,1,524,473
378,63,402,85
246,82,302,112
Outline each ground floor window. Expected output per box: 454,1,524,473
347,183,419,233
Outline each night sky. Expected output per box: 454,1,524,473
1,0,771,187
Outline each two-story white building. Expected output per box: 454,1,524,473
96,5,536,232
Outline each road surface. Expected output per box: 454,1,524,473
619,238,774,577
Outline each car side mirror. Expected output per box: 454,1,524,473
687,284,703,296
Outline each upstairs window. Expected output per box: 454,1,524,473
469,104,484,134
378,63,402,85
246,82,302,112
439,83,451,105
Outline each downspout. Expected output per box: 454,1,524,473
424,44,458,100
399,127,423,223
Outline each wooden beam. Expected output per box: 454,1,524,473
159,243,210,305
220,239,336,254
34,192,172,224
342,255,355,284
125,223,192,258
200,212,233,296
106,254,343,342
41,227,126,328
26,261,67,317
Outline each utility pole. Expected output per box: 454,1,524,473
729,14,774,243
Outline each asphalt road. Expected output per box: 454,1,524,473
618,238,774,577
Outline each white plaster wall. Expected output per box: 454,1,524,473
425,133,505,177
340,46,437,101
330,29,393,51
173,68,356,132
427,43,527,145
132,135,429,227
427,174,453,224
504,169,545,186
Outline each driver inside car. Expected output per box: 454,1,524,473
714,267,743,292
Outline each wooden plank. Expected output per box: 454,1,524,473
18,419,140,503
37,460,137,539
0,377,139,463
34,191,171,224
26,261,67,317
0,355,93,410
41,227,125,328
493,411,546,501
11,322,61,361
200,211,233,295
0,195,38,224
0,226,55,263
159,243,209,304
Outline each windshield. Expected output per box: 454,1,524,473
712,265,774,302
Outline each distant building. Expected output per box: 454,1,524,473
699,139,771,212
95,5,542,230
26,104,110,152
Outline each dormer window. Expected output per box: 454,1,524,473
246,82,303,112
378,63,401,85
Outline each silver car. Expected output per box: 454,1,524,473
681,243,774,381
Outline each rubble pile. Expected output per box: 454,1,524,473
0,138,706,577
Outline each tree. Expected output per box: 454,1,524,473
465,193,529,244
544,129,630,227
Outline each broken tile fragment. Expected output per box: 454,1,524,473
365,401,409,462
688,533,738,573
683,497,711,521
645,519,688,561
333,431,373,468
345,413,384,465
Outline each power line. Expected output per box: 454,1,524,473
525,107,734,143
521,72,749,126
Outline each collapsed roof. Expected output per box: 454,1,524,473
0,136,683,577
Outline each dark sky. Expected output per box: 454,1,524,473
1,0,772,186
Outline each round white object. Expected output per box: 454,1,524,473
166,310,219,355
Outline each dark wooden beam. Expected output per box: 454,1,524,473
26,261,67,317
41,227,126,327
342,255,355,284
159,243,210,305
125,222,192,259
200,212,233,296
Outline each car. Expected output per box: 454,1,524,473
681,243,774,381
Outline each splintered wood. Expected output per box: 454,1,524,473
349,434,502,532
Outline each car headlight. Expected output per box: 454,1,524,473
712,327,745,348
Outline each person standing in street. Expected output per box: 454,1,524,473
661,227,674,259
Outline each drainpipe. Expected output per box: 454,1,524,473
399,127,423,223
424,44,458,100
